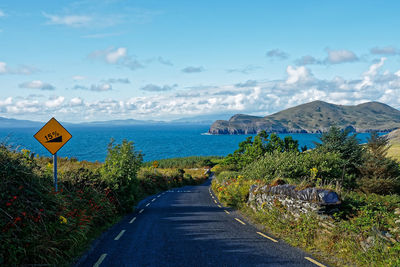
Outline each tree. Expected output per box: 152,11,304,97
357,132,400,194
315,126,364,188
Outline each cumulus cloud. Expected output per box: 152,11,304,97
325,49,358,64
88,47,144,70
19,80,55,90
370,46,399,55
140,84,177,92
266,49,289,60
4,58,400,122
43,13,92,27
286,65,313,84
181,66,204,73
0,62,38,75
70,97,83,106
45,96,65,108
90,83,112,91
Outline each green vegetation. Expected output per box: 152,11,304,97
142,155,222,169
0,141,208,266
212,127,400,266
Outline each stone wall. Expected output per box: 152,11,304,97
248,184,341,217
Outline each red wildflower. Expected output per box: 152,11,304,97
13,196,17,200
39,209,44,212
21,212,26,216
14,217,22,222
6,202,11,206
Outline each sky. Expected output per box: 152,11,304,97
1,0,400,122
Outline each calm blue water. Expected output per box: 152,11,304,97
0,125,381,162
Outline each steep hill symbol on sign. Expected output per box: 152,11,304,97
46,136,62,143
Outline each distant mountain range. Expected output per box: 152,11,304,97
208,101,400,134
0,114,233,128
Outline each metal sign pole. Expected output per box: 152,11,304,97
53,152,58,192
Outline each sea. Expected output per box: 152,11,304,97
0,124,383,163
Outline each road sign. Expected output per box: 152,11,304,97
153,161,159,168
34,117,72,155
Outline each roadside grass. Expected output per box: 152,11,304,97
387,143,400,162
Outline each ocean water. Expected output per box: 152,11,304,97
0,124,381,162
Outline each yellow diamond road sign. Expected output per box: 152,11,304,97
34,117,72,155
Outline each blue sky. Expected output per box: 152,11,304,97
1,0,400,122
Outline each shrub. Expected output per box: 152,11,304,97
100,139,143,213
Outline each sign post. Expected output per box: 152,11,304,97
34,117,72,192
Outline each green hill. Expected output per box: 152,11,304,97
208,100,400,134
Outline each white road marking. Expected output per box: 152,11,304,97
139,209,144,214
235,218,246,225
129,217,136,224
152,198,156,202
146,203,150,207
224,210,230,214
256,231,278,243
114,230,126,240
213,200,217,204
93,253,107,267
217,205,222,208
304,257,326,267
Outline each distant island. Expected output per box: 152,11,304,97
208,100,400,135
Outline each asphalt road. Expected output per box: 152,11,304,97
75,177,327,267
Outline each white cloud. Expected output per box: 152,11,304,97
181,66,204,73
0,61,37,75
286,65,312,84
0,10,5,17
91,83,112,91
266,49,289,60
45,96,65,108
105,47,127,63
19,80,55,90
70,97,83,106
43,13,92,27
4,58,400,122
371,46,398,55
355,57,386,90
88,47,143,70
326,49,358,64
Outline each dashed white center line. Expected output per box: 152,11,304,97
256,231,278,243
114,230,126,241
213,200,217,204
152,198,156,202
93,253,107,267
224,210,230,214
235,218,246,225
139,209,144,214
129,217,136,224
146,203,150,207
304,257,326,267
217,205,222,208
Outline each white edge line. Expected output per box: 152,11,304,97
256,231,278,243
235,218,246,225
93,253,107,267
139,209,144,213
304,257,326,267
114,229,126,240
146,203,150,207
129,217,136,224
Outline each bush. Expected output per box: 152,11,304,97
241,150,344,186
100,139,143,213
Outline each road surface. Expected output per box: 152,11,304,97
76,177,327,267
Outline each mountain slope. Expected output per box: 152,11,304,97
208,101,400,134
